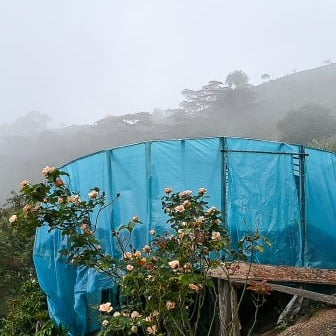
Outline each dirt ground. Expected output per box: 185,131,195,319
261,308,336,336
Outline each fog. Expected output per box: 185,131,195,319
1,0,336,202
1,0,336,126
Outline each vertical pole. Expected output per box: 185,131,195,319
219,138,240,335
181,139,186,184
218,280,240,336
220,137,228,228
299,145,306,267
145,142,152,242
106,150,117,256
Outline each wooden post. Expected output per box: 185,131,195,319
218,280,240,336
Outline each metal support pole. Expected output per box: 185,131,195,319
145,142,152,242
299,145,307,266
221,149,308,156
220,137,228,229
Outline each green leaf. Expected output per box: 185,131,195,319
255,245,264,253
263,237,272,247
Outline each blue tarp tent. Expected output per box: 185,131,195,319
33,137,336,335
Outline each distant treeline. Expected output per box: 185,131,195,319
1,65,336,203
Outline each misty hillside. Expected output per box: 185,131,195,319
256,64,336,121
1,64,336,203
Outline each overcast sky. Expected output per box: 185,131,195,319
0,0,335,126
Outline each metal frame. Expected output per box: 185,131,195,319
221,142,308,266
221,149,309,156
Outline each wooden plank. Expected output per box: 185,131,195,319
218,280,240,336
209,262,336,285
233,280,336,305
218,280,230,336
230,283,240,336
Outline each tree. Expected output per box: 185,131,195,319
180,80,228,114
225,70,249,89
323,59,332,65
277,104,336,145
0,111,52,136
261,73,271,82
309,137,336,152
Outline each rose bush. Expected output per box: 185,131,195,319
10,168,269,336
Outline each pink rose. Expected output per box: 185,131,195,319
41,166,56,177
198,187,207,195
164,187,173,194
166,300,176,310
126,264,134,271
168,260,179,269
179,190,192,198
174,205,185,213
99,302,113,313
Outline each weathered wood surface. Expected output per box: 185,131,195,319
232,280,336,305
209,262,336,285
218,280,240,336
262,283,336,305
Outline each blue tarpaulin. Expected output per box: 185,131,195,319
33,137,336,335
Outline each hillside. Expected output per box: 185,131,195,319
256,64,336,122
1,64,336,203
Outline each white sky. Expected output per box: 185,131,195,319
0,0,335,126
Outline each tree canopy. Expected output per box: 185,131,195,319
277,104,336,145
225,70,249,89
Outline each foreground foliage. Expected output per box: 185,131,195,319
0,194,67,335
0,193,33,319
0,279,67,336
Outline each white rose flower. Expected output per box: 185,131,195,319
211,231,221,241
198,187,207,195
143,244,151,253
151,310,159,318
147,325,157,335
131,311,141,319
168,260,180,269
207,206,217,214
41,166,56,177
88,190,99,199
123,252,133,260
23,204,32,215
126,264,134,271
9,214,18,223
99,302,113,313
102,320,110,326
174,205,185,212
20,180,30,189
69,194,81,203
179,190,192,198
166,300,176,310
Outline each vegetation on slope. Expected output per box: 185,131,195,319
1,65,336,203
